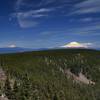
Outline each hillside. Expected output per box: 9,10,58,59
0,48,100,100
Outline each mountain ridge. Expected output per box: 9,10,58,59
0,46,99,54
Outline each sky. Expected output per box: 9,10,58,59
0,0,100,49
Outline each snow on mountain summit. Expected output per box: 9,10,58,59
61,42,92,48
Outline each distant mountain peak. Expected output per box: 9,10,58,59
61,41,92,48
8,44,17,48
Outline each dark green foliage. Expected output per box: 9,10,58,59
13,80,19,100
53,93,58,100
20,73,31,100
0,49,100,100
4,76,13,99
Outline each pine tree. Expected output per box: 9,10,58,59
19,73,31,100
53,93,58,100
13,80,19,100
4,76,13,99
0,84,2,96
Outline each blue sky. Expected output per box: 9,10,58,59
0,0,100,48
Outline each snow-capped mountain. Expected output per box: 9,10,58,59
61,42,92,48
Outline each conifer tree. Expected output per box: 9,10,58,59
4,76,13,99
13,80,19,100
19,73,31,100
53,93,58,100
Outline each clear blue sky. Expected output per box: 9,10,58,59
0,0,100,48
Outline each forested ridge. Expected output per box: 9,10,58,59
0,49,100,100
